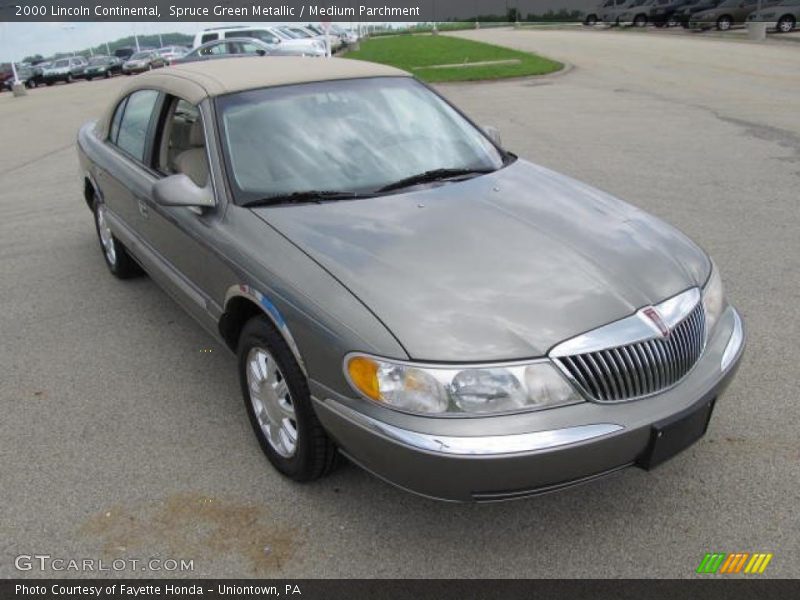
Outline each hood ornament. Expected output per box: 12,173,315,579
641,306,670,338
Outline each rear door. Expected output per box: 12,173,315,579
95,89,163,238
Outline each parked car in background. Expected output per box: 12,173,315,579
158,46,191,63
330,24,359,44
122,51,167,74
690,0,779,29
305,23,344,51
83,56,122,80
77,57,744,502
747,0,799,31
675,0,723,25
193,26,326,57
113,47,136,61
618,0,659,26
41,56,87,85
3,63,40,89
649,0,697,25
173,38,301,64
602,0,641,23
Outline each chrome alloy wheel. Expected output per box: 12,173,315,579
246,347,298,458
95,204,116,266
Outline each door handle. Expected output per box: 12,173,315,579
137,198,149,218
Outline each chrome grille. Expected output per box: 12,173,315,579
557,302,706,402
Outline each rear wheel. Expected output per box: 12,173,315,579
667,15,679,27
777,15,796,33
634,14,647,27
238,316,337,482
584,14,598,26
65,73,73,83
716,15,732,30
93,201,141,279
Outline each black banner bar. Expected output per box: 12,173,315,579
2,1,598,23
3,580,800,600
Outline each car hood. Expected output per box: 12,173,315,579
253,160,709,362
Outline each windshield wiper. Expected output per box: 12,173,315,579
376,168,495,193
242,190,372,207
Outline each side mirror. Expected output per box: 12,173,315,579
483,125,502,147
152,174,215,209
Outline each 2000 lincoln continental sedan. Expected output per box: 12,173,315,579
77,57,744,501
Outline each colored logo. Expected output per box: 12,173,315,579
696,552,773,574
642,306,670,337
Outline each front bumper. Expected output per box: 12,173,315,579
312,305,745,502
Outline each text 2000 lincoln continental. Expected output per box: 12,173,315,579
77,57,744,501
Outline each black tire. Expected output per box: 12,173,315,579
86,76,92,82
238,316,337,482
65,74,73,83
716,15,732,30
584,14,598,26
667,15,679,27
105,70,111,78
46,81,53,86
634,14,647,27
777,15,796,33
92,200,142,279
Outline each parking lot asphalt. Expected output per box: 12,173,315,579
1,30,798,578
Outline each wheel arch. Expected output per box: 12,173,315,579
83,173,100,211
219,285,307,375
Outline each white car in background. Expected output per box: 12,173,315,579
158,46,190,63
193,26,325,57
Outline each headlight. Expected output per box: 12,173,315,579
702,262,726,334
345,355,581,415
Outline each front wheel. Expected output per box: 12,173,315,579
667,15,679,27
238,316,337,482
716,15,732,30
634,15,647,27
65,74,73,83
584,14,598,26
777,15,796,33
93,202,141,279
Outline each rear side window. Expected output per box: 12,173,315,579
114,90,160,162
109,97,127,144
201,33,218,44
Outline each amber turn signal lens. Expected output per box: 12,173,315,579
347,356,380,401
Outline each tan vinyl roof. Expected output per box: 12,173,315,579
126,57,409,104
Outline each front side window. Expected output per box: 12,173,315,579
114,90,159,162
201,33,218,44
216,77,504,204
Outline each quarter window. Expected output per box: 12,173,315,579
114,90,159,162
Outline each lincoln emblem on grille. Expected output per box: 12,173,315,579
642,307,670,338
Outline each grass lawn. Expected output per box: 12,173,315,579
345,35,562,83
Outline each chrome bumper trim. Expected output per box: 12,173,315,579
325,400,623,456
721,309,744,371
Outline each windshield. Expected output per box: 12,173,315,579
130,52,150,60
217,77,505,204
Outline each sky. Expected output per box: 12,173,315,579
0,22,252,61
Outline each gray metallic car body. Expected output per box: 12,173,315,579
77,63,744,501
